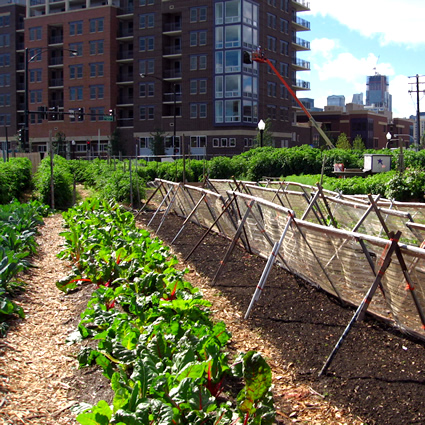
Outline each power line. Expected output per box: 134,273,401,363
408,75,425,144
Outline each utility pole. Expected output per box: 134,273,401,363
408,74,425,146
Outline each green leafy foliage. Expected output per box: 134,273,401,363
33,155,74,210
0,157,33,204
60,199,275,424
0,200,49,335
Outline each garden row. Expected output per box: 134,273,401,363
4,145,425,210
58,198,275,424
0,199,49,335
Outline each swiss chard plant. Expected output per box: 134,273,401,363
59,199,276,424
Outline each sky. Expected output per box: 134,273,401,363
301,0,425,118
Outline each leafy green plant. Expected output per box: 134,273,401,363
59,199,275,424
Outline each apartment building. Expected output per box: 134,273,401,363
12,0,311,157
0,0,25,153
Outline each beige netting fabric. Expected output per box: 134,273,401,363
149,179,425,340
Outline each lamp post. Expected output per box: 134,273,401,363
24,47,77,153
258,119,265,147
140,73,177,154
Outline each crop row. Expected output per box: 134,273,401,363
0,200,49,335
58,198,275,425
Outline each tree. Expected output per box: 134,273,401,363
352,134,366,150
335,132,351,150
254,118,274,147
150,129,165,158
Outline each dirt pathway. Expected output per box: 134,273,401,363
0,214,77,425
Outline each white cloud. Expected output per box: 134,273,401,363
310,38,338,60
391,75,417,118
308,0,425,46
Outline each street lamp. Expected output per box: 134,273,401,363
140,73,177,154
258,119,265,147
24,47,77,152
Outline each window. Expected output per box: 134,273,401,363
0,74,9,87
69,43,83,56
0,14,10,27
139,106,154,120
225,25,241,48
29,68,42,83
215,76,223,97
69,86,83,101
190,104,197,118
29,26,42,41
90,40,104,55
69,64,83,79
69,21,83,36
225,99,241,122
139,36,154,51
0,53,10,67
215,101,223,123
280,18,288,33
190,80,197,95
139,82,154,97
267,13,276,29
89,107,105,121
225,75,240,97
139,59,154,75
267,36,276,52
213,137,220,147
221,138,228,147
90,62,104,77
89,18,104,33
229,138,236,147
139,0,154,5
199,104,207,118
90,85,104,100
199,79,207,94
215,52,223,73
29,90,42,103
139,13,155,29
190,55,206,71
190,6,207,22
0,34,9,47
280,40,288,55
225,50,240,72
0,93,10,106
225,0,241,23
190,31,207,47
267,82,276,97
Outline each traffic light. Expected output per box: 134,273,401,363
17,128,23,144
77,107,84,121
49,106,58,120
108,109,114,117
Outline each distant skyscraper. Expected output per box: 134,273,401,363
352,93,363,105
366,75,392,112
327,95,345,107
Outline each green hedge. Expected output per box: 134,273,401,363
0,157,33,204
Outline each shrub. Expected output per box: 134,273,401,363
0,157,33,204
33,155,73,210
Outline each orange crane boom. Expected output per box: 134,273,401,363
251,51,336,149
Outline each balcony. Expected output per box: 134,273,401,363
163,92,182,103
163,21,182,33
49,35,64,45
49,57,64,66
163,45,182,56
49,78,64,87
117,51,133,61
293,79,310,90
117,73,134,84
292,58,310,71
117,96,134,105
163,69,182,79
117,28,133,39
292,0,310,12
292,36,310,51
292,16,310,31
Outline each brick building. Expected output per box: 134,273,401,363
3,0,311,158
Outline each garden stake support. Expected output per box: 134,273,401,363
232,193,252,254
301,189,325,226
291,217,344,304
171,194,207,244
147,185,174,227
184,196,236,262
156,184,180,233
134,181,163,218
367,195,425,327
317,183,338,228
319,231,401,377
212,199,256,285
245,212,294,319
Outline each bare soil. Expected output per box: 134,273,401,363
137,209,425,425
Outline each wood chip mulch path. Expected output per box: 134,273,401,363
0,212,365,425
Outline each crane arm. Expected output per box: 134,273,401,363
251,52,336,149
